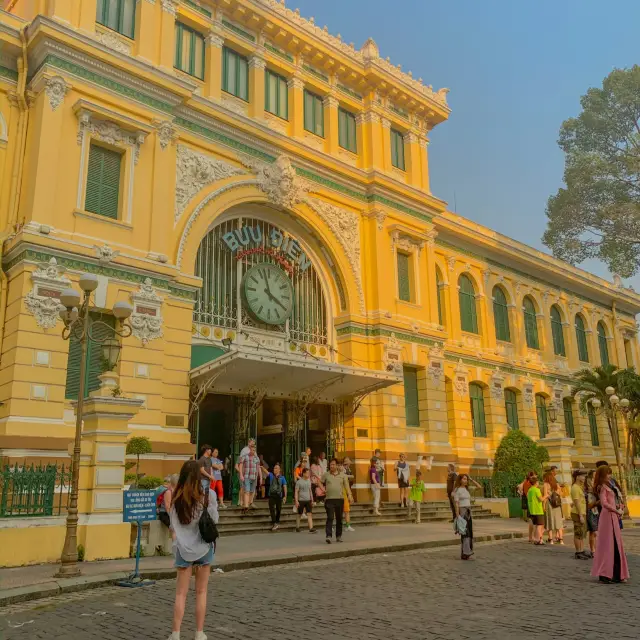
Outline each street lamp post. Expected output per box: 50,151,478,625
55,274,133,578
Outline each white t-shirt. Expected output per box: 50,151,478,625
170,489,219,561
452,487,471,508
319,458,328,474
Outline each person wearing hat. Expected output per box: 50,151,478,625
570,469,589,559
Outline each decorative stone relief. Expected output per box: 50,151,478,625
391,230,425,256
77,110,147,164
221,96,249,117
94,243,120,264
160,0,177,15
427,344,444,385
154,119,177,150
24,258,70,330
95,29,132,55
130,278,163,345
489,368,505,401
447,256,456,272
426,228,437,247
175,145,245,222
453,359,468,397
522,380,534,409
44,76,70,112
383,333,402,373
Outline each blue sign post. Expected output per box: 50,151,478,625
118,489,158,588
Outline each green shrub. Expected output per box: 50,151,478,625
136,475,164,490
125,473,137,484
493,430,549,482
77,544,85,562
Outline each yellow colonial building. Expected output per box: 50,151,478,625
0,0,639,563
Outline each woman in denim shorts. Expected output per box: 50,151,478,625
168,460,219,640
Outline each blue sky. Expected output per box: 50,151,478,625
294,0,640,288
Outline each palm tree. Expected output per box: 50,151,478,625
571,364,630,503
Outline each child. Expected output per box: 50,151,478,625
527,475,546,545
408,470,425,523
294,467,317,533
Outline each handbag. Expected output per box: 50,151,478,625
198,490,219,545
549,491,562,509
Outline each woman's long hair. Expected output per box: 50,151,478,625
172,460,204,525
543,471,558,491
455,473,469,489
593,465,611,496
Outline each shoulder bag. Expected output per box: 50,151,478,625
199,490,219,546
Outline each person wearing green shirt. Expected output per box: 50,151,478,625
408,470,425,523
527,475,546,545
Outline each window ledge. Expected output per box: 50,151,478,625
74,208,133,229
396,299,421,309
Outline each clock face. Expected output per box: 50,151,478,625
242,263,294,325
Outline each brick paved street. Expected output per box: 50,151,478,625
3,531,640,640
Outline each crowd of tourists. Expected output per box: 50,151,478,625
517,461,629,584
162,448,630,639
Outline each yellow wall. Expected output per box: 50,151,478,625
0,0,638,498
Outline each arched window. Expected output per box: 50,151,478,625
535,394,548,438
436,266,445,326
587,404,600,446
575,315,589,362
458,274,478,334
493,286,510,342
504,389,519,430
523,296,539,349
563,398,575,438
469,383,487,437
597,322,610,366
550,305,566,357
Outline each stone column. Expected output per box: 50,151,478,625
248,54,266,119
204,29,224,100
480,270,496,352
76,373,143,562
381,118,392,172
288,76,304,138
425,230,439,326
323,93,339,155
159,0,178,71
404,131,422,189
361,111,383,171
419,135,430,193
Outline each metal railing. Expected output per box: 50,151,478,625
0,463,72,518
470,473,521,499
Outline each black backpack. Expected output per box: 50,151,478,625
198,491,219,545
269,474,283,498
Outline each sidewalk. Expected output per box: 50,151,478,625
0,518,527,606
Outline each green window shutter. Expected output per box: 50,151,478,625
575,315,589,362
493,287,510,342
550,306,566,356
314,94,324,136
563,398,575,438
504,389,519,430
96,0,135,38
65,314,116,399
470,383,487,437
266,70,287,117
597,322,609,366
303,90,313,132
175,24,205,80
85,144,121,220
303,91,323,136
458,275,478,334
397,252,411,302
588,404,599,446
536,395,548,438
391,129,405,170
238,54,248,100
338,108,356,153
403,367,420,427
523,297,539,349
436,268,444,326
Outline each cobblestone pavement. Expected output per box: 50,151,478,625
3,531,640,640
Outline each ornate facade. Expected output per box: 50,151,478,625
0,0,639,515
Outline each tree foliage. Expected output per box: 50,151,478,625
126,436,152,484
544,65,640,277
493,429,549,480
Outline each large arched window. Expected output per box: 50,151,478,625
469,383,487,437
550,305,566,357
504,388,519,430
597,322,610,366
436,266,445,327
523,296,539,349
493,286,510,342
575,314,589,363
458,274,478,334
536,394,548,438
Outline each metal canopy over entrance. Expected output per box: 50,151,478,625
189,350,401,403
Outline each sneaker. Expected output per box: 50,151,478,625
326,537,332,544
346,525,355,532
195,633,207,640
296,527,301,533
219,503,227,510
168,633,180,640
273,524,279,531
336,537,343,543
309,528,317,534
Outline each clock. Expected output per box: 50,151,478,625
242,262,294,325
